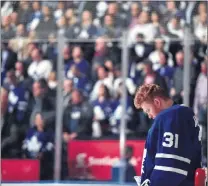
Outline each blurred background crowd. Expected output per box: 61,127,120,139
1,0,207,180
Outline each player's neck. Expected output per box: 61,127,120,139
162,99,174,110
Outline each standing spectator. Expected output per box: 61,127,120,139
29,79,55,127
1,42,17,84
27,48,53,81
170,50,196,104
22,113,54,180
63,89,93,140
193,61,207,167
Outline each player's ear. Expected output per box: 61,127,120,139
153,98,160,108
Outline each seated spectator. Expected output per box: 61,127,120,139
66,10,98,39
35,5,57,39
1,15,15,40
90,65,114,101
65,46,90,78
148,37,174,70
63,89,93,140
113,65,136,96
17,1,31,26
130,33,153,63
63,78,74,109
27,48,53,81
162,1,178,24
167,15,184,39
57,16,67,35
22,113,54,180
53,1,65,23
27,1,42,31
9,24,31,61
194,12,207,45
128,10,158,45
66,65,92,97
98,14,122,39
47,71,57,90
91,84,114,138
10,11,19,30
127,2,141,28
156,52,175,89
110,83,134,135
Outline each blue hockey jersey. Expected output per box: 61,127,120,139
140,104,201,186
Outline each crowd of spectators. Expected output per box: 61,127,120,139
1,0,207,180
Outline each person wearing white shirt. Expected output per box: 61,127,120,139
27,48,52,81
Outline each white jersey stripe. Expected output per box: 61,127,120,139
156,153,191,164
154,165,188,176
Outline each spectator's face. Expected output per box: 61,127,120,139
200,13,207,24
176,52,184,66
63,46,70,59
57,2,64,10
35,114,44,129
63,79,73,93
10,12,18,24
159,52,167,65
72,47,82,59
33,82,43,97
71,65,79,76
201,63,207,75
16,24,25,36
97,67,107,80
155,39,164,50
104,15,114,26
2,16,11,27
166,1,176,11
198,3,207,14
108,3,118,15
131,3,140,17
28,43,36,56
42,6,50,17
31,49,41,61
151,12,159,23
104,60,114,71
20,1,29,10
15,62,24,74
82,11,92,23
139,11,149,24
6,71,16,85
98,84,107,97
65,8,74,19
143,64,152,74
95,38,106,52
71,90,82,105
57,16,66,28
32,1,40,11
171,17,179,28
